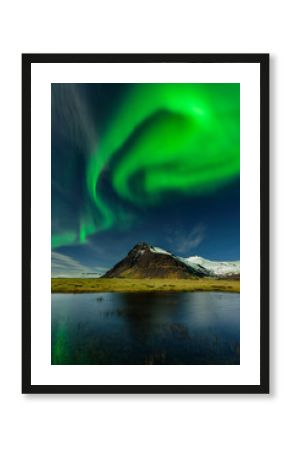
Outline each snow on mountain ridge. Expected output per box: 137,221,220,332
149,245,239,277
184,256,240,276
150,246,172,255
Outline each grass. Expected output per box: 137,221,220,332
51,277,240,293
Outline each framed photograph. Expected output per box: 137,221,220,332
22,53,269,394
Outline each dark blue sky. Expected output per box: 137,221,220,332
51,83,240,275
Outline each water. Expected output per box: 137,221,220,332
51,291,240,365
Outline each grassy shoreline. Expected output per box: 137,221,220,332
51,277,240,294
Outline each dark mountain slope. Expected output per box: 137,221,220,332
102,242,209,279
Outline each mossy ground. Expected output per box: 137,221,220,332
51,277,240,293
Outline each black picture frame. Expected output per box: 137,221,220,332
22,53,269,394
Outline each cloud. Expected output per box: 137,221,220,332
51,251,107,277
51,84,97,153
166,223,206,254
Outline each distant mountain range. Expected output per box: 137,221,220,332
102,242,240,279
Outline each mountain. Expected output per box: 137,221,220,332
81,270,107,278
102,242,210,279
180,256,240,279
102,242,240,279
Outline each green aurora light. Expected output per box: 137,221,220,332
52,83,240,248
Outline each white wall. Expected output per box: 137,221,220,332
0,1,287,449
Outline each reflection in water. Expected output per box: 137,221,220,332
51,292,240,365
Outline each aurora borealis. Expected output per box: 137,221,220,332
52,83,240,274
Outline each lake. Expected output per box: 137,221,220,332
51,291,240,365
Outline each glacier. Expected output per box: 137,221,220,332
180,256,240,277
149,245,240,277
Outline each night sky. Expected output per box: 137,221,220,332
51,83,240,276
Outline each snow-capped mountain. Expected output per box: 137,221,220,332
150,246,239,278
102,242,209,279
102,243,240,279
180,256,240,278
